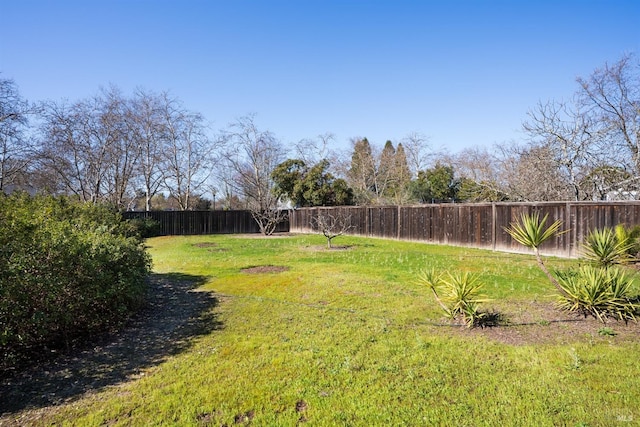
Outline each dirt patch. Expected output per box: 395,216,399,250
192,242,218,248
444,301,640,345
233,410,255,424
304,245,355,252
192,242,228,252
241,265,290,274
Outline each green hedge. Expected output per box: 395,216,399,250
0,194,151,370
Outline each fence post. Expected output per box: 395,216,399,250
491,203,497,251
397,205,401,240
566,201,573,257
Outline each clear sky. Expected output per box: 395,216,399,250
1,0,639,155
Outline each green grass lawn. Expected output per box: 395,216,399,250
24,234,640,426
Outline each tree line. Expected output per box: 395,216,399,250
1,53,639,216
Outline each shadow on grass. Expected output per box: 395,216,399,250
0,273,221,416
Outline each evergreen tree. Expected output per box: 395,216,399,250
271,159,306,205
347,138,376,204
409,163,460,203
378,140,396,199
393,143,412,203
271,159,354,207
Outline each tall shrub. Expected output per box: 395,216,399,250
0,194,151,370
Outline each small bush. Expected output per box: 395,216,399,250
0,193,151,370
555,265,639,323
125,217,162,238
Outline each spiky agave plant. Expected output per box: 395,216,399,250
614,224,640,260
418,269,490,327
504,212,569,297
582,227,633,267
555,265,638,323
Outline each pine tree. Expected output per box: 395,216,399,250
348,138,376,204
377,140,396,200
393,143,412,203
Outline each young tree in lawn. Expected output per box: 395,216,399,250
311,209,353,249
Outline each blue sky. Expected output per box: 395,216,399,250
1,0,639,155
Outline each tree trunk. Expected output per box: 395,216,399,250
534,247,570,298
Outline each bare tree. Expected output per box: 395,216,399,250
450,146,506,201
523,99,598,200
39,97,111,203
294,132,334,166
129,89,167,211
223,114,287,234
401,131,434,178
38,87,140,208
498,143,572,201
577,54,640,180
101,86,140,209
516,54,640,201
161,100,220,210
0,76,38,193
312,210,353,248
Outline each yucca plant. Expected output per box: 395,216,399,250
504,212,569,297
418,269,490,328
614,224,640,260
582,227,633,267
555,265,639,323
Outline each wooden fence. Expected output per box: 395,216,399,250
123,202,640,257
122,210,289,235
289,202,640,257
